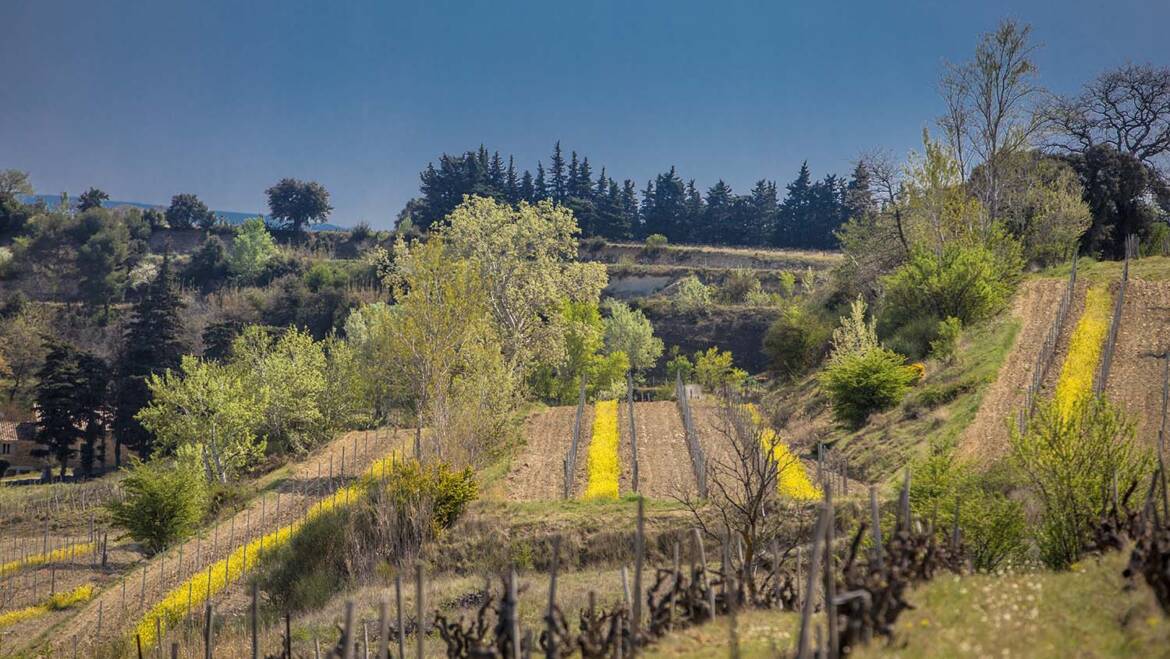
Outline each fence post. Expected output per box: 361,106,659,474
632,497,644,648
415,564,425,659
342,600,355,659
627,371,640,494
545,537,561,659
377,598,390,659
796,503,830,659
823,488,838,658
396,573,405,659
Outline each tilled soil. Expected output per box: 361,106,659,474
956,278,1071,463
504,405,594,501
1103,279,1170,446
29,427,408,657
618,400,697,499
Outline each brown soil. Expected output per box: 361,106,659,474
29,427,410,657
503,405,594,501
1104,279,1170,447
617,401,697,499
956,278,1072,463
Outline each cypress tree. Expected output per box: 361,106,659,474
112,253,186,464
703,181,735,244
550,142,567,202
35,340,83,479
75,352,110,477
535,162,549,201
776,162,813,247
520,170,536,202
505,156,519,203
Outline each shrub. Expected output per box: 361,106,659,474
719,269,763,304
929,316,962,362
106,459,208,555
673,275,712,313
820,348,915,427
643,233,669,255
1010,397,1152,569
374,459,478,532
910,451,1025,571
665,348,694,382
693,347,747,393
776,271,797,298
350,221,374,242
762,305,833,379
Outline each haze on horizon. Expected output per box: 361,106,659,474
2,0,1167,228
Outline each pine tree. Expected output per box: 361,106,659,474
567,151,580,199
505,156,519,203
621,180,640,237
776,162,813,247
640,179,656,238
684,179,703,243
844,162,876,221
520,170,536,202
747,180,779,245
113,253,186,463
535,162,549,201
488,151,506,193
550,142,567,202
75,352,110,477
703,181,735,244
35,341,83,478
576,157,593,200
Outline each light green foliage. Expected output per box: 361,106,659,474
673,275,713,313
693,347,747,393
106,459,208,555
776,271,797,298
318,336,371,431
902,130,987,251
762,303,832,379
998,155,1091,265
375,459,479,533
534,300,629,403
718,269,763,304
602,299,663,373
231,326,329,455
1010,397,1152,569
665,348,694,382
138,355,266,482
930,316,963,363
821,296,913,426
437,196,607,384
643,233,669,254
910,450,1025,571
228,218,279,282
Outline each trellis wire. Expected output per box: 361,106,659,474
1094,234,1139,398
675,372,708,497
563,377,587,499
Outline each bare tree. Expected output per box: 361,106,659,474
679,396,806,603
938,20,1044,224
1046,63,1170,169
861,150,911,256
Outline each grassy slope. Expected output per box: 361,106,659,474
647,551,1169,658
772,315,1020,482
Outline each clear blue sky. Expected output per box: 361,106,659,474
2,0,1167,228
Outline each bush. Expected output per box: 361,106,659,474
820,347,915,427
718,269,763,304
350,221,374,242
107,459,208,555
673,275,712,313
1010,397,1152,569
374,459,478,532
929,316,962,362
762,305,832,379
693,347,747,393
643,233,668,255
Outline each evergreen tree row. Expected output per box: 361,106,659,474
404,142,867,249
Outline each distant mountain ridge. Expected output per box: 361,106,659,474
19,195,347,232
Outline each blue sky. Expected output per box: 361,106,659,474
2,0,1167,228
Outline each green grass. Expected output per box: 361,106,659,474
1038,254,1170,284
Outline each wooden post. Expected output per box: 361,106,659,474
203,602,214,659
377,598,390,659
251,582,260,659
898,467,911,533
632,497,644,647
286,611,293,659
171,642,179,659
545,537,561,659
415,564,425,659
691,528,716,619
823,488,838,658
869,485,883,568
795,503,829,659
342,600,355,659
627,371,640,493
396,573,405,659
508,569,520,659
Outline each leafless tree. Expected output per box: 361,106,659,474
938,20,1044,224
678,396,807,603
1045,63,1170,170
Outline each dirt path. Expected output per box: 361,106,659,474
956,278,1071,463
618,401,697,499
504,405,595,501
1104,279,1170,446
29,427,408,657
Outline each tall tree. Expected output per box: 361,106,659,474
113,253,186,463
1063,144,1160,258
519,170,536,202
776,162,813,246
550,142,567,202
77,216,130,316
165,193,212,229
265,178,333,234
35,341,83,478
77,187,109,212
75,352,110,477
534,162,549,201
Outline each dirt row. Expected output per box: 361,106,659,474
956,278,1073,463
504,405,594,501
1104,279,1170,447
28,427,409,657
618,400,697,499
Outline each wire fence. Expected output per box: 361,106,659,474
1017,253,1079,433
1094,234,1139,398
675,373,708,498
562,378,587,500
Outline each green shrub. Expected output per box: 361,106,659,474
930,316,962,362
643,233,669,254
776,271,797,298
820,347,915,427
1010,397,1152,569
665,348,694,382
910,451,1026,571
673,275,713,313
882,313,941,360
693,347,747,393
718,269,762,305
107,459,208,555
375,460,478,532
762,305,832,379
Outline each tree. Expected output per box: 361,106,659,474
602,299,663,374
228,218,279,281
75,352,110,477
107,458,207,555
77,217,130,316
138,355,265,482
693,347,747,393
35,341,84,478
437,196,607,385
549,142,567,202
1063,144,1161,258
113,254,186,463
0,170,33,199
0,305,51,404
77,187,109,212
182,236,229,292
996,153,1091,264
821,297,914,426
266,178,333,233
939,20,1043,225
165,193,212,229
1047,64,1170,167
